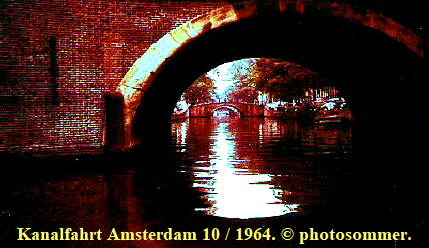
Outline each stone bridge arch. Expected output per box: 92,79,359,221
212,105,241,117
112,0,426,164
188,102,265,117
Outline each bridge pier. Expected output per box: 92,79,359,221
104,92,126,154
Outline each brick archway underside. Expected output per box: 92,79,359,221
115,0,425,151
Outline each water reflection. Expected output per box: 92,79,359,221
194,119,297,219
172,117,352,219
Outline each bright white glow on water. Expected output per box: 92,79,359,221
193,121,298,219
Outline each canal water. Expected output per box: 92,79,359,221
8,115,423,247
171,116,353,220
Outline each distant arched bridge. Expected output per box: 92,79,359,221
110,0,426,153
188,102,265,117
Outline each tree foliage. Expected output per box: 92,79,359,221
182,74,214,104
233,58,325,102
226,86,258,103
182,58,325,105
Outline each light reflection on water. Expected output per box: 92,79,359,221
172,117,352,219
194,121,298,219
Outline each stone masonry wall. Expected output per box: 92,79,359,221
0,0,226,155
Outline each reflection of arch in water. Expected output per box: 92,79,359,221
212,105,241,117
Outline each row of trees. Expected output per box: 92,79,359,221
181,74,213,105
181,58,328,105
